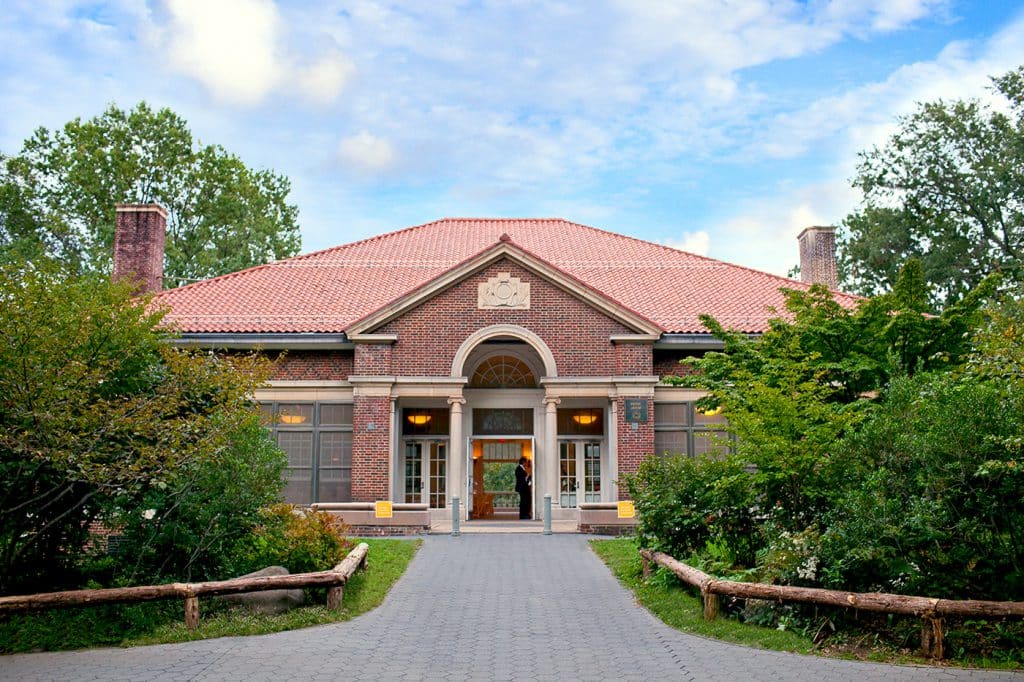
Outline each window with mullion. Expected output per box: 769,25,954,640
653,402,732,458
262,401,353,504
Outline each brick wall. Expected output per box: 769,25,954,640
354,343,393,375
615,343,653,375
352,395,390,501
375,259,635,376
268,350,354,381
615,396,654,499
653,349,704,380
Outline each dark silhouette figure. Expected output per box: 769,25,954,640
515,457,532,519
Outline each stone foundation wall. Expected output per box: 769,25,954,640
578,523,636,536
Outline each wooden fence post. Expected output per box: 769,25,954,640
921,616,944,659
641,556,651,580
184,595,200,631
326,585,344,611
701,583,719,621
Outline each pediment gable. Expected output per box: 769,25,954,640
346,239,661,336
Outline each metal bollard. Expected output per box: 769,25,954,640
451,496,460,537
543,494,552,535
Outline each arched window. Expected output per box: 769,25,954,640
470,355,537,388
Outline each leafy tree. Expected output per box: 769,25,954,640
665,266,992,537
0,262,280,593
0,102,301,286
0,155,50,265
969,284,1024,383
634,273,1018,600
686,261,992,406
840,66,1024,308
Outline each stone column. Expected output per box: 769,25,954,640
447,397,466,517
543,396,561,508
388,398,397,501
608,397,618,501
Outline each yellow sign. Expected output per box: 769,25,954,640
617,501,635,519
375,501,393,519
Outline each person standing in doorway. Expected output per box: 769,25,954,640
515,456,532,519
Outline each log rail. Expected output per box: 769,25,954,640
0,542,369,631
639,547,1024,660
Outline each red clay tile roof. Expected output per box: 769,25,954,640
154,218,859,335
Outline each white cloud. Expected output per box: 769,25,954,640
609,0,949,77
662,231,711,257
295,52,356,106
162,0,284,106
337,131,396,172
155,0,353,106
744,13,1024,164
1,0,1015,279
289,0,953,196
699,179,859,276
698,12,1024,276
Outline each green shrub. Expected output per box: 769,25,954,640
821,373,1024,599
755,524,823,586
98,414,287,584
623,453,760,567
232,504,352,575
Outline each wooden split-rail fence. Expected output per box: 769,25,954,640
640,547,1024,659
0,542,369,631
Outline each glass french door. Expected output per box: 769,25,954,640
559,441,601,507
403,440,447,508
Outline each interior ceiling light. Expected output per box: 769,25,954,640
407,413,432,426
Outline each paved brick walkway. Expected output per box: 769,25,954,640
1,535,1017,681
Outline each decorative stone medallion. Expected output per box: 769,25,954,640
478,272,530,309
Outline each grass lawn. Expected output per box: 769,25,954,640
0,538,420,654
591,538,1023,670
590,537,815,655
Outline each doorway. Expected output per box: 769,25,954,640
469,438,533,519
402,440,447,508
558,440,601,508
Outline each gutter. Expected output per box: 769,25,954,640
653,333,725,350
654,332,761,350
170,333,353,350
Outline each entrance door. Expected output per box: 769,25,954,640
467,438,534,519
402,441,447,507
559,441,601,508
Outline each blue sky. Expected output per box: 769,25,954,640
2,1,1023,277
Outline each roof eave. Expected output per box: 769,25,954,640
171,332,352,350
653,333,758,350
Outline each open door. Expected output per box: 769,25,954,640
465,435,473,521
530,436,536,520
465,438,536,520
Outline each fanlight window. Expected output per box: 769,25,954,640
470,355,537,388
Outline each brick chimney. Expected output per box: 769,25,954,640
797,226,837,289
113,204,167,295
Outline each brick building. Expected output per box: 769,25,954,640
115,206,852,531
